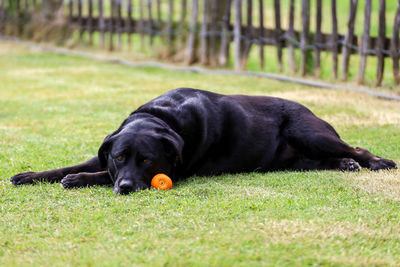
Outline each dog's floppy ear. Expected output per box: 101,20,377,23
160,129,184,165
98,134,114,168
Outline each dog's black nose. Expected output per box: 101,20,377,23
118,179,134,194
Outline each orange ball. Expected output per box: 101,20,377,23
151,173,173,190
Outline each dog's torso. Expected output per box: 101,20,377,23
131,88,311,177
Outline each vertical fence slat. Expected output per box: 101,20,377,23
99,0,105,49
241,0,253,69
210,0,218,66
167,0,173,49
341,0,358,81
0,0,5,34
148,0,153,47
116,0,122,50
126,0,132,49
179,0,187,50
185,0,198,64
358,0,371,85
156,0,161,27
331,0,338,79
391,0,400,85
314,0,322,77
109,0,114,51
200,0,209,65
288,0,295,72
78,0,83,41
300,0,310,76
234,0,242,70
88,0,93,45
68,0,73,22
219,0,232,66
139,0,145,49
376,0,386,86
258,0,264,69
16,0,20,35
274,0,282,72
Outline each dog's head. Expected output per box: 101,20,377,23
98,117,183,194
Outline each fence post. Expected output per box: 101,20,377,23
300,0,310,76
258,0,264,69
16,0,20,35
358,0,371,85
210,0,218,66
33,0,37,13
99,0,105,49
331,0,338,79
288,0,295,73
78,0,83,42
156,0,161,27
274,0,282,72
109,0,114,51
68,0,73,22
234,0,242,70
139,0,145,50
341,0,358,81
179,0,187,51
185,0,198,64
148,0,153,47
0,0,5,34
200,0,209,65
241,0,253,69
376,0,386,86
116,0,122,50
126,0,132,49
167,0,173,51
391,0,400,85
314,0,322,77
88,0,93,45
219,0,232,66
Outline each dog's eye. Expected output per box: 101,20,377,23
116,156,124,161
143,159,152,164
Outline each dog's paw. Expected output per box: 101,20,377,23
369,158,397,171
61,174,87,189
10,172,38,185
339,158,361,172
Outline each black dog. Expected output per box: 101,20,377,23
10,88,397,194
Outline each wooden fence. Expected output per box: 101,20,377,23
1,0,400,87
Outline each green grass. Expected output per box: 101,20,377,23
1,41,400,266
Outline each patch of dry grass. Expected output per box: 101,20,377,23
346,170,400,202
271,89,400,127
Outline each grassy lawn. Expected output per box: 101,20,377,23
1,41,400,266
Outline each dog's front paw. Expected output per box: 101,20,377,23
339,158,361,172
61,174,87,189
369,158,397,171
10,172,39,185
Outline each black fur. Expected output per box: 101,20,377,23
11,88,397,194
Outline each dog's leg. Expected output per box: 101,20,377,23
284,114,397,171
10,156,103,185
61,171,112,188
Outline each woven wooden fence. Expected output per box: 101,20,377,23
1,0,400,86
